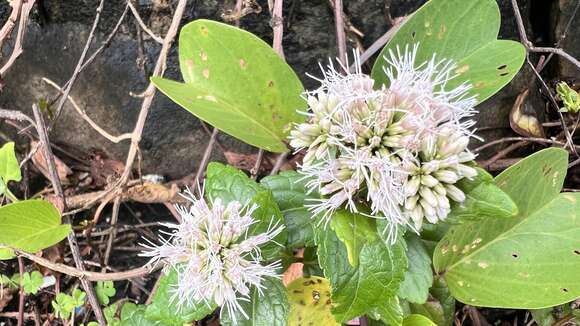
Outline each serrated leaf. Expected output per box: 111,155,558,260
371,0,525,104
120,303,157,326
398,234,433,304
152,19,305,152
0,200,70,253
261,171,316,249
316,227,407,322
434,148,580,309
145,270,216,325
370,296,404,326
330,209,377,266
221,277,289,326
286,276,338,326
205,163,287,259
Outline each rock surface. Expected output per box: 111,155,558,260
0,0,567,178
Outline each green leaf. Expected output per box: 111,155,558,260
0,247,15,260
409,278,455,326
96,280,116,305
398,234,433,304
494,148,568,216
370,296,404,326
434,148,580,309
531,308,557,326
371,0,525,104
152,19,305,153
261,171,317,248
402,314,437,326
0,200,71,253
221,277,289,326
145,269,216,325
21,271,43,295
330,209,378,266
52,289,86,320
316,226,407,322
120,303,157,326
104,303,121,326
448,167,518,222
0,142,21,188
206,162,287,259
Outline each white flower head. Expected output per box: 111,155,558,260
383,44,478,149
140,187,284,321
291,45,480,242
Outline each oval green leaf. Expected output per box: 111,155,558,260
434,148,580,309
0,200,70,253
371,0,525,104
152,19,306,153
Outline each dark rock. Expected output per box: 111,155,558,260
0,0,550,177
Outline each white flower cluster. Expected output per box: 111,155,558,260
140,188,284,320
290,45,478,241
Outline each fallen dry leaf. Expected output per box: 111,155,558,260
223,151,273,173
125,183,179,203
509,89,545,138
30,140,72,184
0,287,15,312
89,149,125,188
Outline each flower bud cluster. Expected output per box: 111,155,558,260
290,45,478,238
140,188,283,320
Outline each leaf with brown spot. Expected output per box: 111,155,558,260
435,148,580,309
152,20,306,153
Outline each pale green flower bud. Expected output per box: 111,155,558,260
298,124,322,137
432,183,447,196
410,205,424,229
457,164,478,178
420,174,439,187
445,184,465,202
404,195,419,210
404,176,421,197
433,169,459,184
419,187,438,207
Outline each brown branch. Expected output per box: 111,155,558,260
42,78,132,143
50,0,105,128
352,16,407,70
0,0,22,50
271,0,285,58
118,0,187,185
57,4,130,93
510,0,578,157
333,0,347,65
195,127,219,185
17,251,158,282
17,256,24,326
0,0,35,77
270,151,289,175
31,105,106,325
127,1,163,44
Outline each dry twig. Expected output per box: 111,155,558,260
31,104,106,325
0,0,35,77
